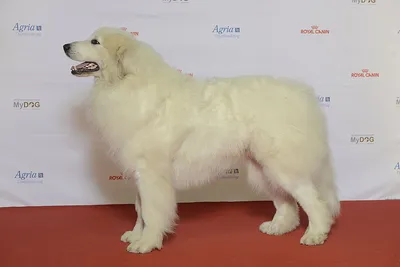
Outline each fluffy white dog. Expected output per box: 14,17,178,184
63,27,340,254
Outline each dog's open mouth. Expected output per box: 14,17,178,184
70,62,100,75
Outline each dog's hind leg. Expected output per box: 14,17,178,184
313,157,341,219
249,130,335,245
261,160,333,246
259,190,300,236
246,157,300,236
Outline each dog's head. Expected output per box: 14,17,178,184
63,27,135,78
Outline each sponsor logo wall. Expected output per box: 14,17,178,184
0,0,399,207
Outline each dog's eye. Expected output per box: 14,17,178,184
91,39,100,45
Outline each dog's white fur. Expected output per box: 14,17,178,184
64,27,340,254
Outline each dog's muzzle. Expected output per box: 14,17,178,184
63,43,100,76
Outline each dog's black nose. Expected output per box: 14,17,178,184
63,43,71,52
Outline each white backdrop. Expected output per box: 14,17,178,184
1,0,400,207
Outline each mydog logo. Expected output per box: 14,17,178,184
300,25,330,35
177,69,193,77
351,69,379,78
12,23,42,36
13,99,40,110
350,134,375,144
120,27,139,36
109,173,130,181
221,168,240,179
15,171,44,184
352,0,376,4
317,95,331,107
162,0,189,3
212,25,241,39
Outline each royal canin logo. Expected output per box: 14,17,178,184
351,69,380,78
120,27,139,36
177,69,193,76
300,25,330,35
108,173,130,181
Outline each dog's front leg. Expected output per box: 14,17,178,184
126,163,177,254
121,193,143,243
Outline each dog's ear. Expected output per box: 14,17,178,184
116,45,127,65
116,45,127,75
114,36,138,76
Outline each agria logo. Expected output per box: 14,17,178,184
317,95,331,107
12,23,42,36
221,168,240,179
352,0,376,4
120,27,139,36
15,171,44,184
13,99,40,110
394,162,400,175
212,25,241,39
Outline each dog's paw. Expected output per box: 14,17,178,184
121,231,133,243
126,234,163,254
259,219,299,236
121,229,142,243
300,229,328,245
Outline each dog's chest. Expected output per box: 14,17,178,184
88,90,141,147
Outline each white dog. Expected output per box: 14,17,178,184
63,27,340,254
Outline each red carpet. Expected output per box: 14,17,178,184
1,201,399,267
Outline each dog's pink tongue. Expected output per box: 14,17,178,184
76,62,91,68
71,62,100,71
71,62,91,71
